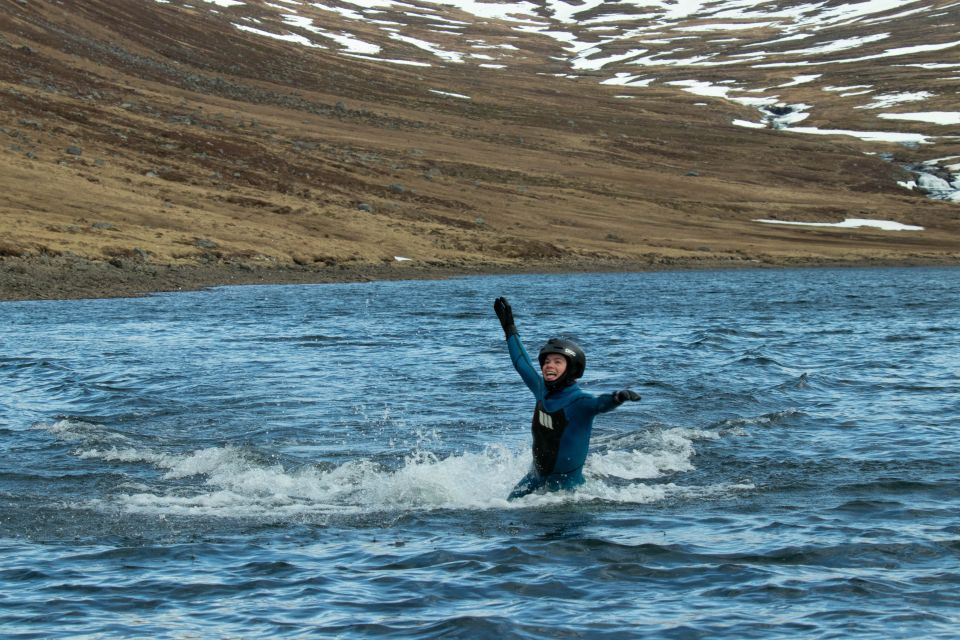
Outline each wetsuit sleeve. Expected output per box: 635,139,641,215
596,393,622,413
506,333,546,401
577,392,621,415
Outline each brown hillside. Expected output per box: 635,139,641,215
1,0,958,299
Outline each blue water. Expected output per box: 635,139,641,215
2,267,959,638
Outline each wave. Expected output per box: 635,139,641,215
259,334,342,342
729,352,786,368
42,416,135,445
39,419,751,518
772,372,816,391
712,409,805,431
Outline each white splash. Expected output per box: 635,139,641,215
42,419,747,516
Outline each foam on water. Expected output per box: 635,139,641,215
589,427,717,480
41,418,744,517
8,269,959,638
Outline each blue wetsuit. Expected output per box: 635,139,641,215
506,333,621,499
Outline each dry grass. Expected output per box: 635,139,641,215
1,0,958,299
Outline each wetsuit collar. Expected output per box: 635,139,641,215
545,376,578,393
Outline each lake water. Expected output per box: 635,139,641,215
2,267,959,638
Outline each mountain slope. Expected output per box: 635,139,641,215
1,0,958,298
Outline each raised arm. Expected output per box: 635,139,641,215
494,297,516,338
494,297,545,399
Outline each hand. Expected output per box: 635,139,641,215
614,390,641,403
493,296,517,336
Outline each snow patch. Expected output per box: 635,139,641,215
755,218,924,231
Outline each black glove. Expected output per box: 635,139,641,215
493,296,517,337
613,390,641,403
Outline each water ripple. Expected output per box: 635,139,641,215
1,267,959,638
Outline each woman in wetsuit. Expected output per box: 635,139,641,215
494,297,641,500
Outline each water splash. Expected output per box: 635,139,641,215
41,418,749,517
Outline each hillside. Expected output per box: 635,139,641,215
2,0,959,299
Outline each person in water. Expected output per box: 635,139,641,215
494,297,641,500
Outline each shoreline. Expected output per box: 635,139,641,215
2,254,958,302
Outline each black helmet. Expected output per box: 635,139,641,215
538,337,586,382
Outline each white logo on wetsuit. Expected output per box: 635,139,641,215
538,409,554,430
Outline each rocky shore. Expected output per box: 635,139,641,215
4,253,957,302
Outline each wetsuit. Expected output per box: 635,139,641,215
506,333,621,499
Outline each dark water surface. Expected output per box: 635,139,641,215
2,267,958,638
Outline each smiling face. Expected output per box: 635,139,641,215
541,353,568,383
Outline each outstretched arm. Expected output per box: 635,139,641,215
614,390,641,403
494,297,545,399
593,389,642,414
